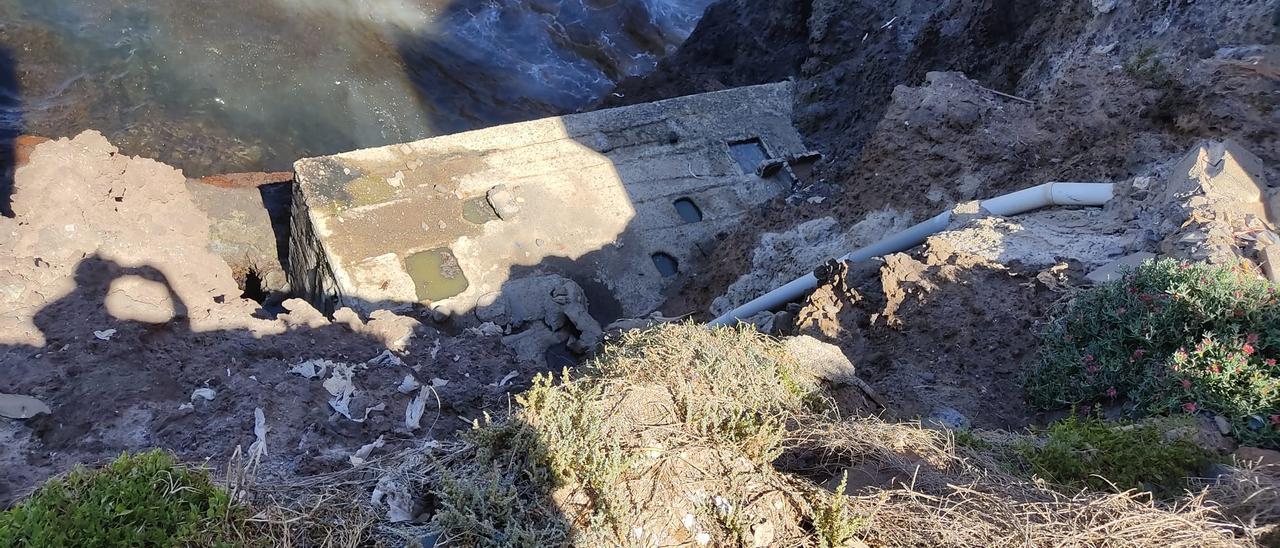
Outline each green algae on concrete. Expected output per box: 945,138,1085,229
461,196,500,224
405,248,469,301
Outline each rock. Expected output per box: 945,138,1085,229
486,184,522,220
1091,0,1117,14
0,393,51,419
1213,415,1232,435
923,407,970,430
501,324,568,365
1158,140,1271,266
783,335,857,385
1260,244,1280,284
279,298,330,329
190,388,217,402
1235,446,1280,467
1085,252,1156,284
477,275,603,355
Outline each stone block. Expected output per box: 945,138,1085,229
1085,252,1156,284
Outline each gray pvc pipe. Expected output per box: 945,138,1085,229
708,182,1114,326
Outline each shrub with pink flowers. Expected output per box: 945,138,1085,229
1026,259,1280,448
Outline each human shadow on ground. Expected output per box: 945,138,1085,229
0,47,21,218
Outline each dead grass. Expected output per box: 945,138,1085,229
223,324,1278,547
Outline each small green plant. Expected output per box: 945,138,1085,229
812,472,862,548
0,450,245,547
1020,414,1209,497
1027,259,1280,447
1123,45,1172,86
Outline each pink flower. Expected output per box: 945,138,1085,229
1247,333,1260,345
1267,358,1277,367
1234,290,1244,299
1116,307,1127,315
1181,379,1193,391
1179,262,1191,270
1106,387,1117,398
1243,343,1256,356
1087,365,1100,374
1083,354,1095,363
1271,415,1280,428
1182,402,1197,413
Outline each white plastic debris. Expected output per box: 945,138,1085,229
358,402,386,422
323,363,360,420
490,370,519,388
682,513,697,531
430,377,448,388
405,387,430,431
428,339,442,360
248,407,268,458
289,359,333,379
178,402,194,411
367,350,403,367
0,393,51,419
191,388,216,402
371,475,417,522
93,329,116,341
696,532,711,545
396,375,421,394
350,435,386,467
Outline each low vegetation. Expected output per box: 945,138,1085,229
1019,414,1210,497
1028,259,1280,448
0,450,246,547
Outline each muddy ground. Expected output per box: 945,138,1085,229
0,133,552,505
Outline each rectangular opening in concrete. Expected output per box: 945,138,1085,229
728,137,770,175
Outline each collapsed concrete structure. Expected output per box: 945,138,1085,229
288,83,809,325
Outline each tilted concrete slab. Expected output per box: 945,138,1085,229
289,83,806,321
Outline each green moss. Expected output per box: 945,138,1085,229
0,450,246,547
1020,415,1209,497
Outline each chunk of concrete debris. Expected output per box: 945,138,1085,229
486,184,522,220
0,393,52,419
1260,244,1280,284
1085,252,1156,284
93,329,116,341
190,388,216,402
350,435,386,467
1158,140,1271,265
478,274,604,361
501,323,569,365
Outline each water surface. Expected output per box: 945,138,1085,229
0,0,710,175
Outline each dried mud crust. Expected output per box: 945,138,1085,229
793,249,1072,430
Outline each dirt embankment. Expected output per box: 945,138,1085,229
617,0,1277,318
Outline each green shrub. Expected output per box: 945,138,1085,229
1026,259,1280,447
1021,414,1209,497
0,450,245,547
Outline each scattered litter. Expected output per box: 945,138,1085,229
350,435,386,467
490,370,519,388
879,16,897,29
405,387,429,431
682,513,697,531
807,196,827,204
190,388,216,402
359,402,386,422
451,355,461,362
429,339,442,360
248,407,268,458
178,402,194,411
323,362,365,421
368,350,403,367
397,375,421,394
0,393,52,419
696,532,711,545
371,475,417,522
93,329,116,341
430,377,449,388
289,359,333,379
